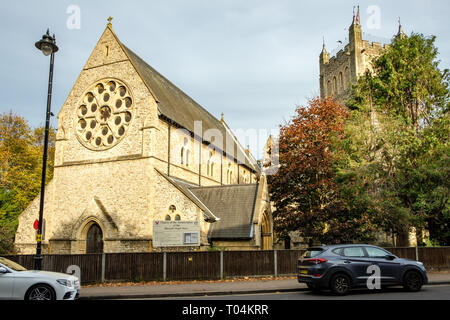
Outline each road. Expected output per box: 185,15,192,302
143,284,450,300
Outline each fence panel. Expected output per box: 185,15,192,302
44,254,102,284
3,254,35,269
3,247,449,285
277,250,305,275
3,254,102,284
223,250,274,277
384,247,417,260
104,252,164,282
418,247,450,270
166,251,220,281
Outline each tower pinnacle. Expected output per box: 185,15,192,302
322,36,327,53
397,17,406,38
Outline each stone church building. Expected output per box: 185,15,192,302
14,20,273,254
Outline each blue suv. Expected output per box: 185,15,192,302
297,244,428,295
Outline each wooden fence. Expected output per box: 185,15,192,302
4,247,449,285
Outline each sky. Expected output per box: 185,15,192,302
1,0,449,158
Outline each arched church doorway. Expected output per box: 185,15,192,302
86,223,103,253
260,211,272,250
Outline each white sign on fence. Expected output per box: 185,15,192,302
153,220,200,247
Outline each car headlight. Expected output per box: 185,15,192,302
57,279,73,287
416,262,426,270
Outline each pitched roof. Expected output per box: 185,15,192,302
155,169,220,222
120,44,259,172
155,169,259,240
189,184,259,239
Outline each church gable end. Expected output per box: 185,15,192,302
83,25,129,70
56,23,159,165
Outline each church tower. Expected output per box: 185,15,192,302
319,6,392,100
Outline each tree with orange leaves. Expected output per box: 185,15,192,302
268,97,377,244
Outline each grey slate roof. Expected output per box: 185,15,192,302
121,44,259,172
156,169,259,240
189,184,259,239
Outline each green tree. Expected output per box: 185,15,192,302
0,111,55,253
370,33,449,129
342,32,450,246
398,114,450,245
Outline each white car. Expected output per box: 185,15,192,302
0,257,80,300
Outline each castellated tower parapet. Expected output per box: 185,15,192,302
319,7,392,101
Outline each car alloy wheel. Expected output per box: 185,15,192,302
331,274,350,296
404,271,423,292
26,285,55,300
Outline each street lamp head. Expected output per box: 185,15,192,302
35,29,58,56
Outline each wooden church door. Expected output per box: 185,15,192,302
86,223,104,254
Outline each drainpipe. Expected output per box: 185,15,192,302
167,124,171,176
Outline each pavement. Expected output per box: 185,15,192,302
79,272,450,300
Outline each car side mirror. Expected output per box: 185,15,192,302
385,255,396,260
0,267,8,274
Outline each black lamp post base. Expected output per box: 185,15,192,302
34,255,43,270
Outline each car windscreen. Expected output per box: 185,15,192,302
0,257,27,271
302,248,324,258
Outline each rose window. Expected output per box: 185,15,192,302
76,79,133,150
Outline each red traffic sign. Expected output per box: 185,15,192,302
33,219,39,230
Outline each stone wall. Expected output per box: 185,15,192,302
153,117,256,187
321,47,352,98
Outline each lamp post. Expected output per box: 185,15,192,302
34,29,58,270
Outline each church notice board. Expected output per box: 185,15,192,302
153,221,200,247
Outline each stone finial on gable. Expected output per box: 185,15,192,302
107,16,113,28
